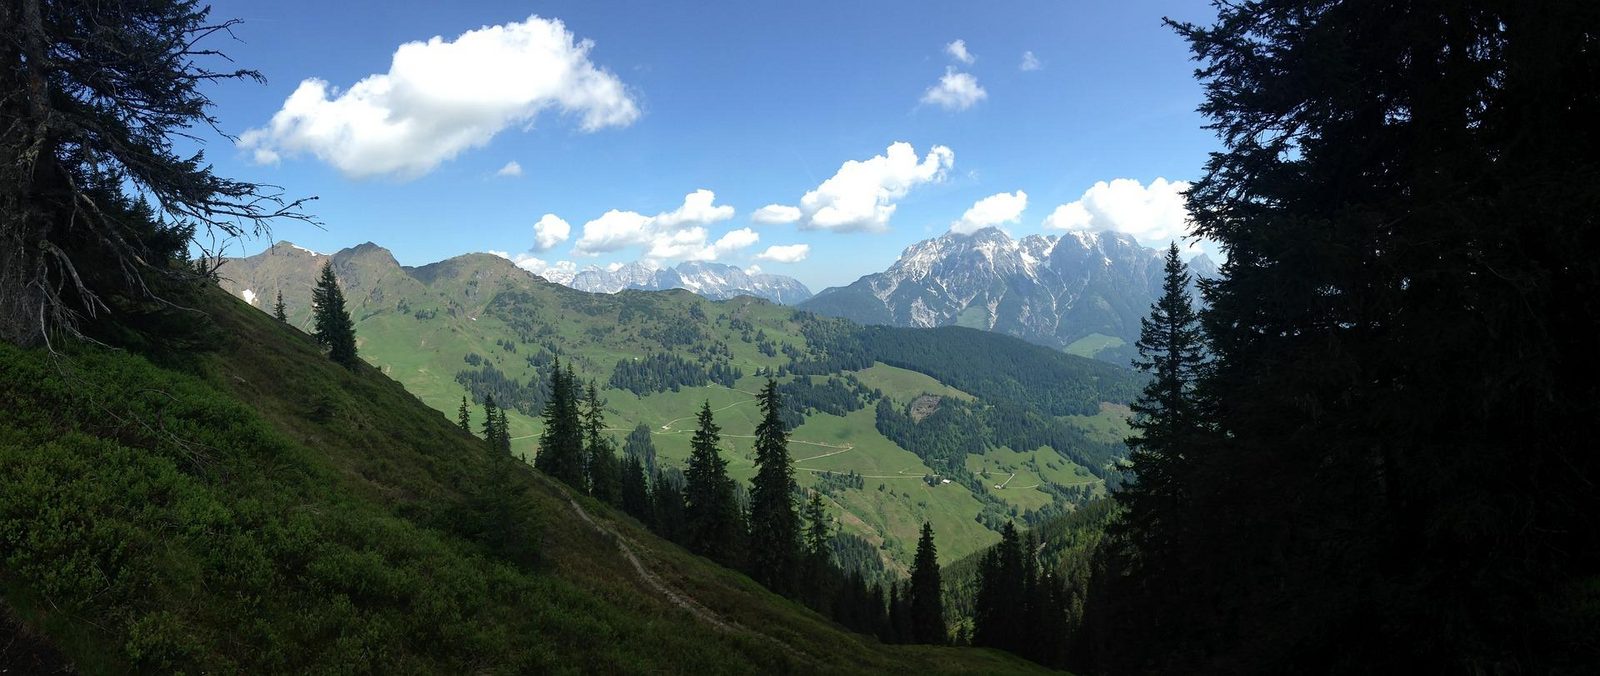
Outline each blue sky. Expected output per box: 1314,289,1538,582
195,0,1219,290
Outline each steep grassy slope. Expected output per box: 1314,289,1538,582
0,288,1049,674
219,243,1140,568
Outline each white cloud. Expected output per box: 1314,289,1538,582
711,227,759,254
653,189,735,229
573,190,751,262
1020,51,1042,71
751,204,802,225
952,190,1028,234
745,264,763,274
532,213,570,251
496,160,523,177
946,39,975,64
793,142,954,232
1044,178,1207,252
239,15,639,179
756,244,811,263
921,68,987,111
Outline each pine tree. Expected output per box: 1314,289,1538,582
480,395,500,446
1116,242,1206,555
747,378,799,594
908,521,945,644
274,290,287,322
582,381,620,504
620,454,651,522
683,401,738,563
624,423,658,476
496,407,511,456
311,261,358,367
0,0,312,345
1080,5,1600,671
457,395,472,434
801,491,833,609
534,359,585,489
651,469,686,545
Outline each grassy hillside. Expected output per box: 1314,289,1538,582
0,287,1050,674
220,244,1140,568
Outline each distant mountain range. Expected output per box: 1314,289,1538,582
564,260,813,305
799,227,1215,362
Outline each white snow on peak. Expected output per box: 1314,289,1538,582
242,289,258,306
288,244,323,256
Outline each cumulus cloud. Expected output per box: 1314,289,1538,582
751,204,802,225
239,15,639,179
532,213,570,251
946,39,975,64
788,142,954,232
1020,51,1042,71
952,190,1028,234
756,244,811,263
496,160,523,177
573,190,752,262
921,68,987,111
1044,178,1210,253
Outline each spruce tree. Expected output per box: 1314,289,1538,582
1080,5,1600,671
651,469,687,544
582,381,620,504
274,290,287,322
801,491,834,610
535,359,585,489
908,521,945,644
683,401,738,563
0,0,312,345
311,261,357,367
747,378,799,594
624,423,659,476
620,454,651,523
480,395,500,447
457,395,472,434
496,408,511,456
1116,242,1206,558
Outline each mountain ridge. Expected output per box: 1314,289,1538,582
799,227,1213,362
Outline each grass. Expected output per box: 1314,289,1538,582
0,287,1051,674
1063,333,1126,359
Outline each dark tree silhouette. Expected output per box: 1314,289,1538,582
0,0,314,346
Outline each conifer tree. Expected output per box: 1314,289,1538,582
747,378,799,594
683,401,738,563
480,395,501,447
274,290,287,322
1116,242,1206,556
496,408,511,456
908,521,945,644
1080,5,1600,671
582,381,620,504
311,261,357,367
624,423,659,475
620,454,651,522
458,395,472,434
651,469,687,544
534,359,585,489
802,491,831,565
800,491,834,609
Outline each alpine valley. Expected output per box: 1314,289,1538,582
218,240,1143,572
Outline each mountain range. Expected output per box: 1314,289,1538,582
799,227,1215,362
562,260,814,304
